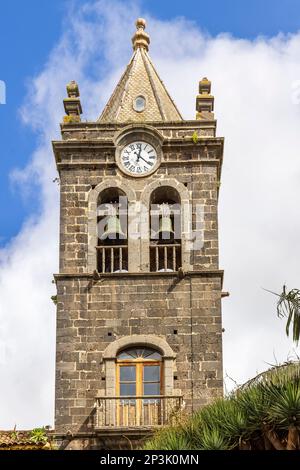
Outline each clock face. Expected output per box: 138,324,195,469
120,141,158,176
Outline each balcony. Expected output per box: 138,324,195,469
95,395,183,431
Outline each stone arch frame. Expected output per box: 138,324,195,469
102,335,176,397
140,178,192,272
87,178,137,271
113,123,164,147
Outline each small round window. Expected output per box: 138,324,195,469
133,95,146,112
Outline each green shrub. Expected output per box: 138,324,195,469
143,362,300,451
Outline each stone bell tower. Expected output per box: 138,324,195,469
53,18,225,450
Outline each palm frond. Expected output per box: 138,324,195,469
240,361,300,390
143,426,190,450
236,384,269,432
198,425,232,450
263,381,300,429
276,286,300,345
144,362,300,451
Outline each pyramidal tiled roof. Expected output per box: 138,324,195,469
98,18,182,123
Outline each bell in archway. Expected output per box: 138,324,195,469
157,215,174,240
156,204,174,240
100,215,126,240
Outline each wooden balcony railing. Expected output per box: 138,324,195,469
96,245,128,273
95,395,183,428
150,243,181,272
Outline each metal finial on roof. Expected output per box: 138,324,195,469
132,18,150,52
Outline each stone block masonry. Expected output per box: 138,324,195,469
55,273,223,433
53,18,225,450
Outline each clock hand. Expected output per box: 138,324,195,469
138,154,152,166
134,147,142,163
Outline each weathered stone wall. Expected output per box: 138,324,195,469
60,121,217,141
58,146,221,273
54,123,224,441
55,274,223,433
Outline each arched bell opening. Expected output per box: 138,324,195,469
97,188,128,273
149,186,182,272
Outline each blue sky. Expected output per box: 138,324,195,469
1,0,300,245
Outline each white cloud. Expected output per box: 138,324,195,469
1,0,300,428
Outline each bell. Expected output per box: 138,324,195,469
157,215,174,240
100,215,126,240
